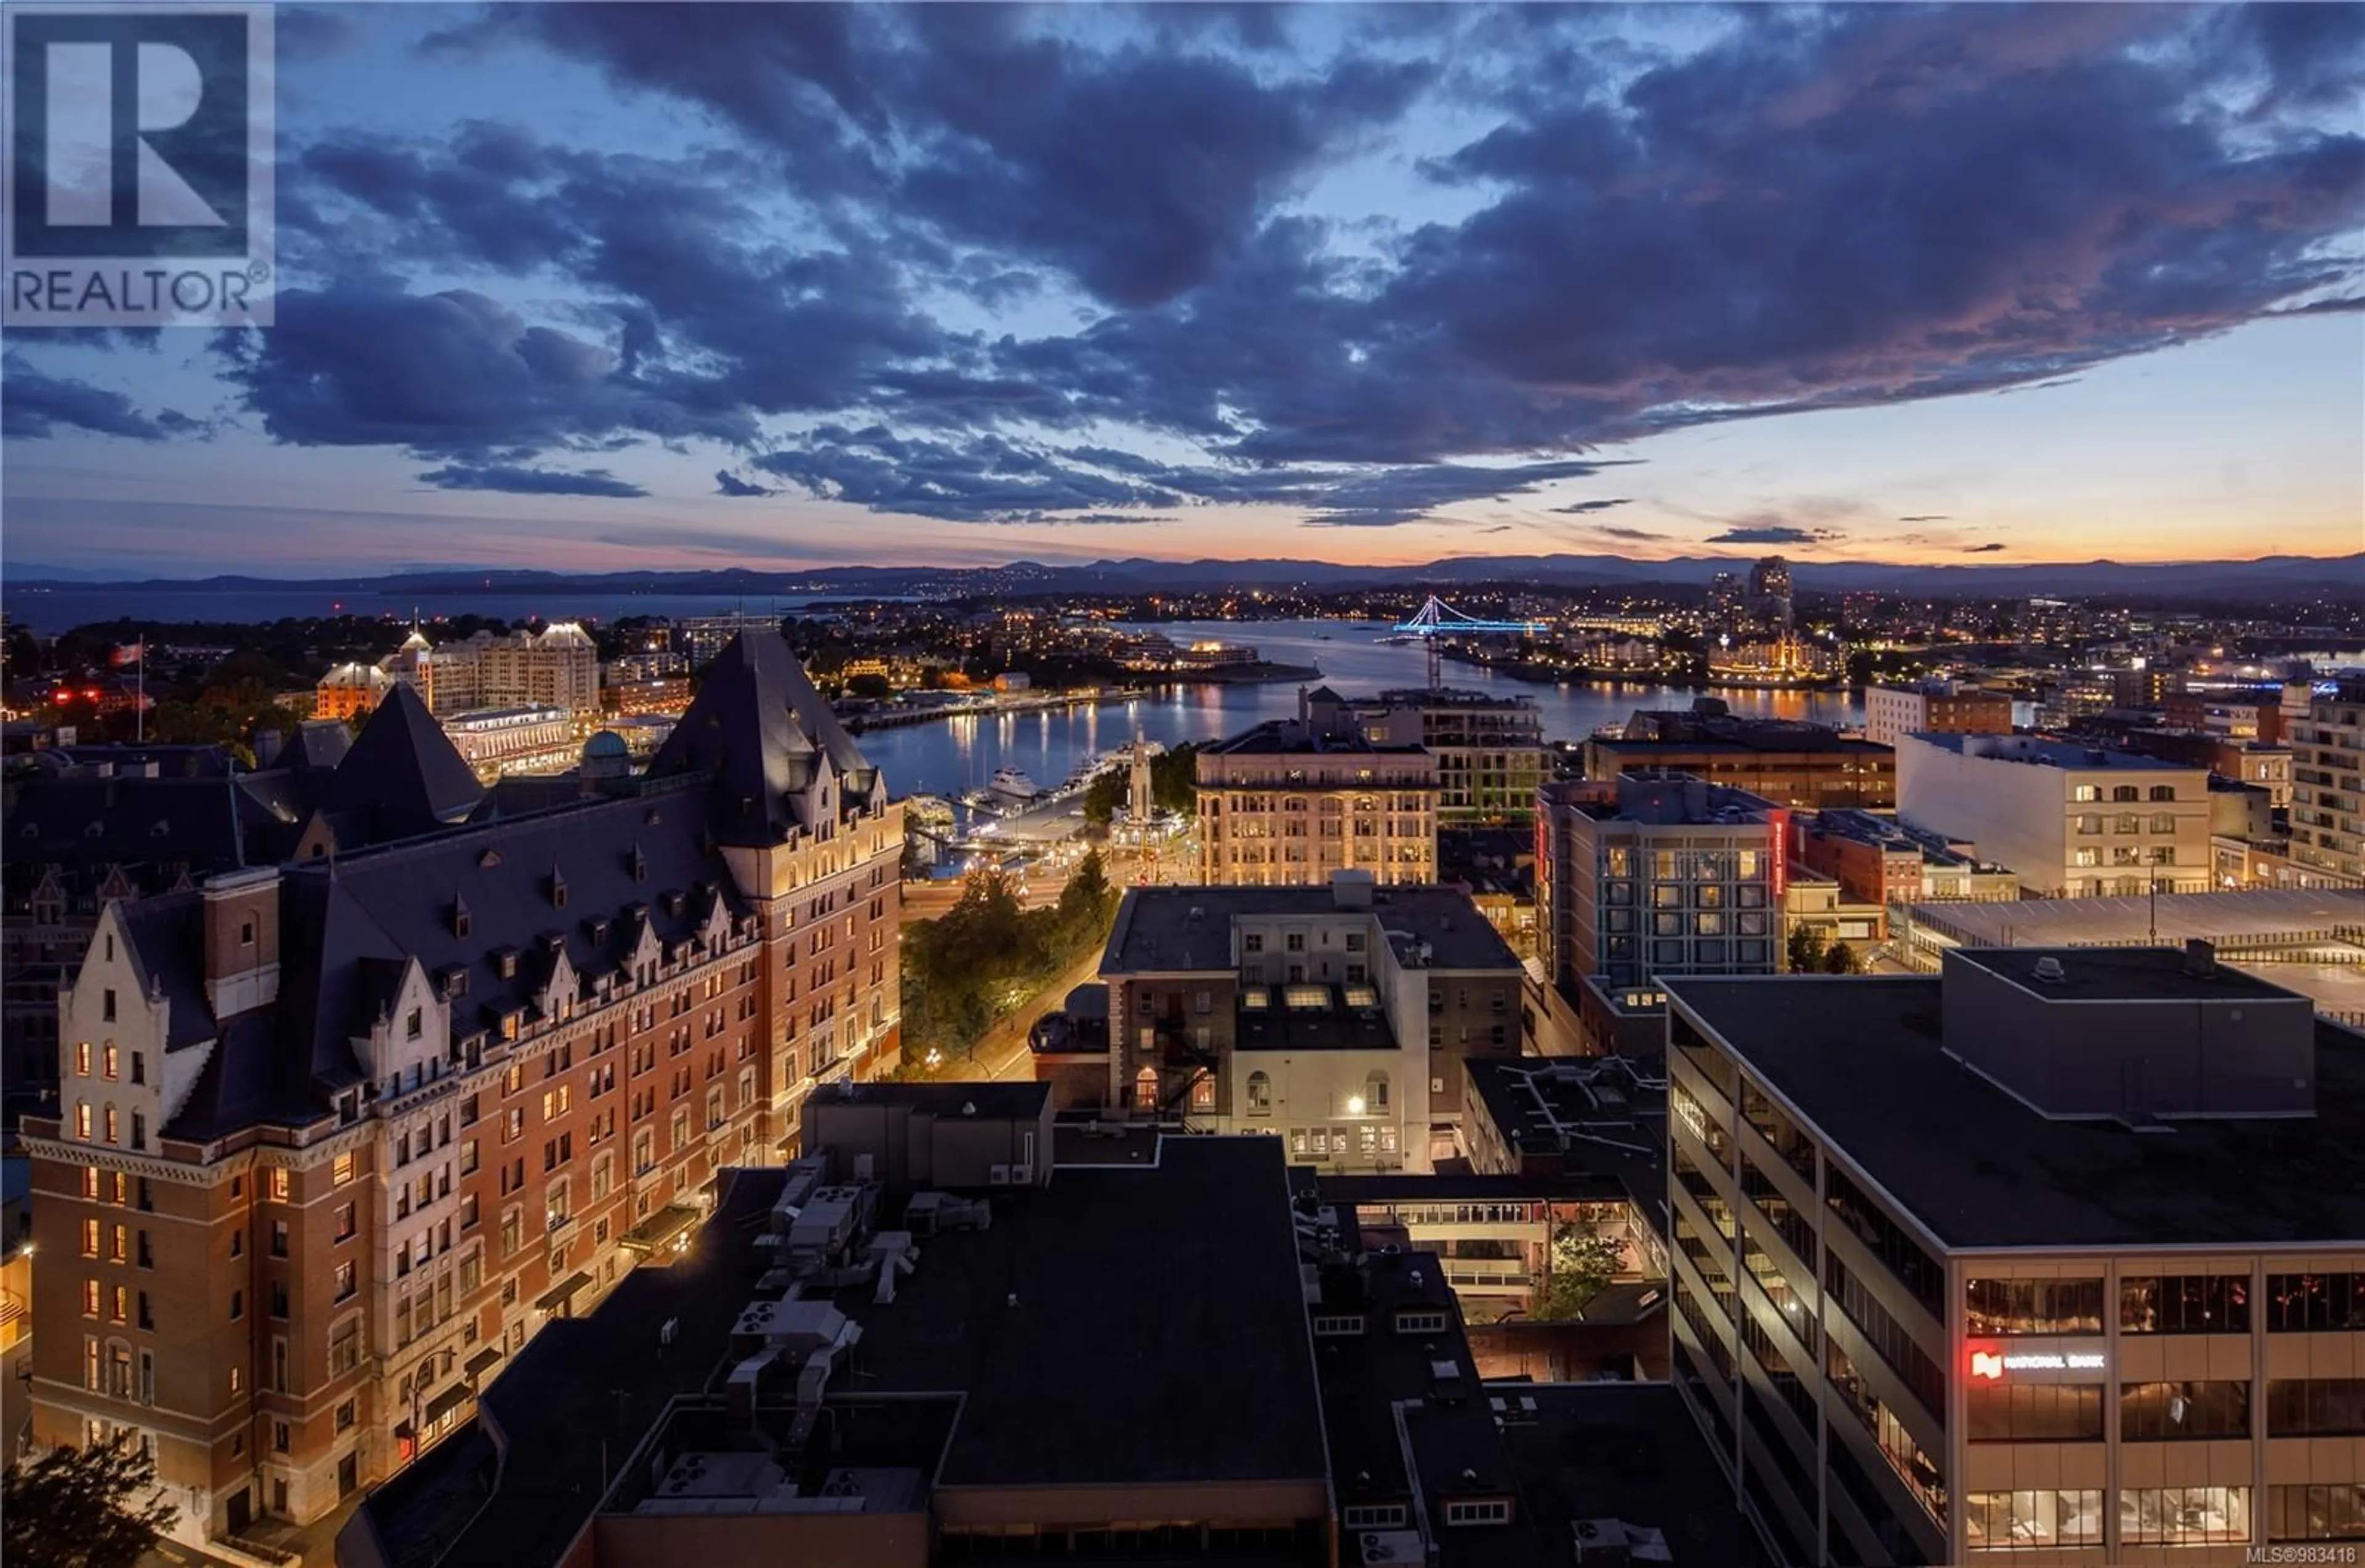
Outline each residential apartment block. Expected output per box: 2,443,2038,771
1792,809,2019,910
21,632,903,1554
2290,678,2365,881
1360,687,1547,823
1587,704,1896,810
1538,772,1785,1053
1664,946,2365,1566
1195,687,1438,886
1081,874,1523,1163
1895,732,2212,898
1864,682,2016,751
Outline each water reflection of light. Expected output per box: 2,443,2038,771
862,618,1863,801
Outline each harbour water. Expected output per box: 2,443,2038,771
860,620,1863,802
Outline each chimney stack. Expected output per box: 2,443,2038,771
2183,939,2215,977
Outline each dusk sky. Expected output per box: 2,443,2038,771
3,2,2361,578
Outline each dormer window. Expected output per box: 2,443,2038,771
551,875,568,911
496,950,518,980
479,850,501,868
631,850,647,883
453,897,471,939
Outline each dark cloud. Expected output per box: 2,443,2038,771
1963,541,2008,553
748,427,1189,522
1,355,199,441
275,4,366,62
1550,498,1634,514
514,6,1431,308
417,464,648,498
1585,525,1671,543
1705,525,1833,546
747,426,1629,525
18,2,2364,535
1475,524,1515,534
714,471,775,498
1898,514,1951,522
1385,3,2363,428
216,285,759,456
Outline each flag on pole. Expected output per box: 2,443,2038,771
110,641,144,668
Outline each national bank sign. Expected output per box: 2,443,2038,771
1968,1340,2109,1383
5,3,274,326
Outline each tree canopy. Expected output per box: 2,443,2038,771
1081,743,1200,827
1533,1218,1627,1321
1786,924,1866,974
3,1439,179,1568
899,851,1120,1070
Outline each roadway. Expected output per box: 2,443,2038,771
964,940,1113,1081
905,836,1199,1082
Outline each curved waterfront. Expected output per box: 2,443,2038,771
860,619,1864,801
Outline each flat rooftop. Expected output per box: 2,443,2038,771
1102,884,1520,974
1665,976,2365,1249
1494,1382,1769,1568
1904,731,2198,770
1316,1171,1630,1206
1951,944,2303,1004
1590,732,1886,756
1463,1059,1668,1232
1237,989,1398,1051
1805,807,2006,870
829,1134,1330,1488
349,1166,791,1568
1910,887,2365,950
1203,719,1426,756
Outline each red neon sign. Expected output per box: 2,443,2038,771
1767,809,1790,898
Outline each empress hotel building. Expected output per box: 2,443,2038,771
20,632,904,1550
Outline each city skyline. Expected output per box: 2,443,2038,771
4,2,2362,577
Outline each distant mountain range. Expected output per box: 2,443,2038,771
9,552,2365,601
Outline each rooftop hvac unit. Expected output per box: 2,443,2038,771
989,1165,1014,1186
1359,1532,1423,1565
1008,1164,1034,1184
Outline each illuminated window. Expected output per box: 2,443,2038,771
2119,1486,2249,1545
1964,1490,2103,1551
267,1168,289,1203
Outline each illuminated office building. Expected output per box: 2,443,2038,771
1664,945,2365,1566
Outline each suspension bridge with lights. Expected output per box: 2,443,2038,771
1390,594,1548,687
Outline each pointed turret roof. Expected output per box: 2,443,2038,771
647,630,883,845
323,683,485,834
